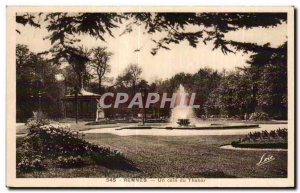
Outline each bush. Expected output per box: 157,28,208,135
25,117,50,134
246,128,287,141
17,155,45,172
17,117,133,172
27,123,87,156
56,156,85,168
230,128,288,149
25,121,125,159
89,149,126,167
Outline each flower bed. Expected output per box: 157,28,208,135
17,118,134,173
231,141,287,149
231,128,288,149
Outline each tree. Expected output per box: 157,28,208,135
68,46,91,123
191,68,221,115
46,44,91,123
116,64,142,94
16,12,288,120
204,71,253,117
166,69,221,115
61,66,78,93
125,13,287,55
88,47,113,94
17,13,287,100
16,44,63,121
44,13,122,45
246,42,287,118
18,12,286,59
16,13,40,33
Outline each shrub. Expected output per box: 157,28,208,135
17,155,45,172
89,149,126,167
17,117,133,172
25,116,50,134
230,128,288,149
246,128,287,141
56,156,85,168
27,123,116,157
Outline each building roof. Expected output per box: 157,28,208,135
64,88,100,99
78,88,100,96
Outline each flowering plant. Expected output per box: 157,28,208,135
56,155,85,168
17,155,44,172
17,117,132,173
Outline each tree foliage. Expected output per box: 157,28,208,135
16,44,64,121
88,47,113,94
116,63,143,93
204,42,287,119
125,12,287,55
17,12,287,57
16,13,41,33
15,12,288,120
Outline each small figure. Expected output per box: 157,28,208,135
96,107,105,121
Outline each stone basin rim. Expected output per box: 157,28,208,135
118,124,260,130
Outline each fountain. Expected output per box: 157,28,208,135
170,84,195,127
177,119,191,126
116,84,260,131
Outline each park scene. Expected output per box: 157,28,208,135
15,12,288,178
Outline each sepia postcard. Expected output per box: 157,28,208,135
6,6,295,188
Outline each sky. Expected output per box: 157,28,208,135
16,15,287,84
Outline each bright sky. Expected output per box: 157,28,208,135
16,17,287,83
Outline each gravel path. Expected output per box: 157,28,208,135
82,124,288,136
220,145,287,151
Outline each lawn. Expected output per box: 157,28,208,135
17,134,287,178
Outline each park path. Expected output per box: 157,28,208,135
82,124,288,136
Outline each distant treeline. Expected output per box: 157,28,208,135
16,41,287,122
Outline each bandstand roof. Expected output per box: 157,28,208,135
64,88,100,99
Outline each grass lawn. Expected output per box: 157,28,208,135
17,134,287,178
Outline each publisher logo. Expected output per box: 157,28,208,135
256,153,275,167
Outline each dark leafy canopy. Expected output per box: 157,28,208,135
16,12,287,65
16,13,41,33
248,42,287,118
126,12,287,55
39,13,122,72
29,12,287,60
45,13,123,44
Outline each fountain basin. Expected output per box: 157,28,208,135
118,123,259,130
